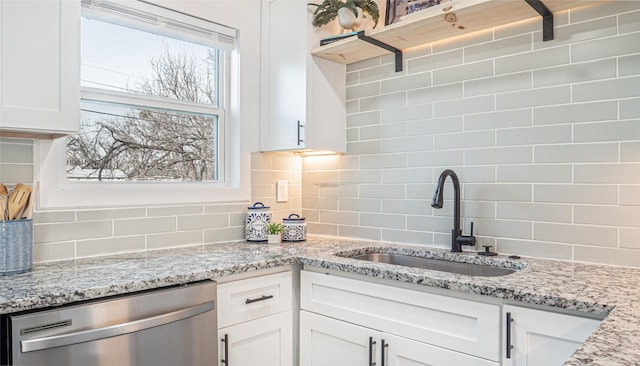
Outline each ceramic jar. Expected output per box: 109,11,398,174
245,202,272,242
282,214,306,242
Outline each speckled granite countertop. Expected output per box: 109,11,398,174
1,236,638,365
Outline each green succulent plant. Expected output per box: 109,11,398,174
308,0,380,29
267,222,284,235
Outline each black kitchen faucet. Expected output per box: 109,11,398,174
431,169,476,252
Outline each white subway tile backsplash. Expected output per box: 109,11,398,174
534,16,617,49
381,199,430,215
408,49,463,74
533,58,616,88
573,76,640,103
464,72,531,97
114,217,175,236
620,185,640,206
496,85,570,109
462,201,496,219
147,231,202,249
347,140,382,155
407,215,452,233
35,221,113,244
77,236,146,258
472,218,532,240
407,116,463,136
497,124,572,146
495,46,570,75
407,150,463,167
464,146,532,165
407,83,463,105
533,100,617,125
433,28,494,53
434,95,496,118
359,184,405,199
381,229,433,245
177,214,229,231
534,143,618,163
534,222,618,246
619,54,640,77
619,9,640,34
346,82,381,100
382,72,431,94
359,63,405,83
436,60,494,86
360,123,406,141
433,129,495,150
497,202,571,223
319,210,358,226
381,168,432,184
621,98,640,119
338,225,381,240
464,183,532,202
571,32,640,62
497,164,572,183
347,111,380,128
360,213,406,229
340,198,381,213
77,208,146,222
360,153,406,169
149,205,203,217
534,184,618,205
33,242,76,263
339,170,381,183
574,120,640,143
620,227,640,250
464,109,532,131
574,205,640,228
464,34,532,63
204,227,244,244
621,142,640,162
359,92,406,112
574,246,640,267
33,211,76,223
497,238,572,260
570,1,640,23
382,135,434,153
574,163,640,184
382,103,433,123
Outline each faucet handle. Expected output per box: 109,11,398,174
470,222,474,236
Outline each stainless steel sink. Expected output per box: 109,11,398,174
348,253,516,277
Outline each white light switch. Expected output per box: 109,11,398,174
276,180,288,202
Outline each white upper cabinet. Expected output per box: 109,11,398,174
260,0,345,153
0,0,80,138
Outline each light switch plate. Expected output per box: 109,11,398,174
276,180,288,202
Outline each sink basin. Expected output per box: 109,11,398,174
348,253,516,277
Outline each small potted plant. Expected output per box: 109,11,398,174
308,0,380,33
267,222,285,244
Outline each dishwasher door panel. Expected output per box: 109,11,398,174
9,281,217,366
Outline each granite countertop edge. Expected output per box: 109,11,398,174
0,236,637,365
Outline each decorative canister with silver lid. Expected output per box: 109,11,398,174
245,202,272,242
282,214,306,242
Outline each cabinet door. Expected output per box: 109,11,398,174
260,0,307,151
503,305,600,366
0,0,80,136
300,310,380,366
384,333,498,366
218,311,293,366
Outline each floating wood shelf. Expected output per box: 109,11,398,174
311,0,607,66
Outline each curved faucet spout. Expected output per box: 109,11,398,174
431,169,474,252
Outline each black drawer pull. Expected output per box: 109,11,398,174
245,295,274,304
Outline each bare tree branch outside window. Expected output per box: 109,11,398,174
67,48,218,182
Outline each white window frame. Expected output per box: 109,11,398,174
36,0,250,209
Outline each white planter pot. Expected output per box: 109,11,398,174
268,234,282,244
337,7,363,33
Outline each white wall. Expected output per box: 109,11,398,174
301,1,640,267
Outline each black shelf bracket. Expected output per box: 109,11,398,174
525,0,554,41
356,31,403,72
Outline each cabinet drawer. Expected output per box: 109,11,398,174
218,271,292,328
301,270,500,361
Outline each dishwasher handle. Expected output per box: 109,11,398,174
21,301,215,353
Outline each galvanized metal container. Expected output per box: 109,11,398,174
0,219,33,275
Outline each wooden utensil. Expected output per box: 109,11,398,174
23,182,38,220
7,184,31,220
0,184,7,220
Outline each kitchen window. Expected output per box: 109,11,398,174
37,0,250,208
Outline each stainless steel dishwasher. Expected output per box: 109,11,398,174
6,280,216,366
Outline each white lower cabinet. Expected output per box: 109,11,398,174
219,311,292,366
300,311,496,366
300,270,500,365
217,271,293,366
502,305,600,366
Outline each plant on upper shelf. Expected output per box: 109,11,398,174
267,222,285,235
308,0,380,31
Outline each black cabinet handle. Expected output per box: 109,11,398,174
381,339,388,366
297,121,304,146
506,312,513,359
368,336,377,366
245,295,274,304
221,333,229,365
